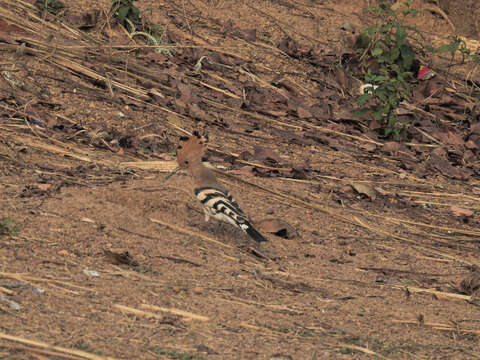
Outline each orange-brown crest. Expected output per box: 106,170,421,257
176,131,207,168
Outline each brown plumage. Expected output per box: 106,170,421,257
172,132,267,243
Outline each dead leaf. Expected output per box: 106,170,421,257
271,129,313,145
460,272,480,295
382,141,401,154
167,115,182,127
104,250,139,266
0,30,15,44
36,183,52,191
450,206,473,217
272,77,297,94
255,218,297,239
471,122,480,135
0,18,26,35
333,68,349,89
188,103,209,121
465,140,477,150
296,106,313,119
230,166,255,177
333,109,359,122
351,183,377,201
427,153,472,180
277,37,299,57
433,130,464,146
360,143,377,152
233,28,257,42
252,146,283,165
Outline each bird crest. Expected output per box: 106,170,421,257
176,131,208,167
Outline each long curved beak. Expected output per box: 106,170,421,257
165,166,181,180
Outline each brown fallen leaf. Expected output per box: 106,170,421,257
233,28,257,42
465,140,477,150
0,30,15,44
459,272,480,295
450,205,473,217
297,106,313,119
252,146,283,165
433,130,464,146
255,218,297,239
36,183,52,191
471,122,480,135
382,141,401,154
360,143,377,152
104,250,139,266
427,153,472,180
351,183,377,201
230,166,255,177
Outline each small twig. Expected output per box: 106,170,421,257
336,342,390,360
412,126,444,145
390,285,472,301
0,332,119,360
113,304,165,321
392,319,480,335
0,272,92,292
8,345,84,360
140,304,209,321
0,286,15,295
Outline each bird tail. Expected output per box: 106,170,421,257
245,224,268,243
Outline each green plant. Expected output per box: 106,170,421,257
436,36,480,63
75,340,109,356
0,219,19,237
110,0,141,28
354,1,480,138
339,347,356,355
354,0,425,138
110,0,172,56
34,0,66,15
148,347,204,360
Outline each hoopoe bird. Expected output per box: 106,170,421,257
168,132,268,243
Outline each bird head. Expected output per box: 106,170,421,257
176,131,208,169
165,131,208,179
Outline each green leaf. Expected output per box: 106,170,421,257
353,108,371,118
389,47,400,62
373,75,387,82
384,126,393,137
117,6,129,20
355,32,371,49
130,5,141,17
373,111,383,122
381,23,393,33
376,90,388,102
371,47,384,57
357,93,373,106
395,26,406,45
436,40,460,55
400,45,415,70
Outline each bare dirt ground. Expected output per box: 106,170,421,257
1,0,480,359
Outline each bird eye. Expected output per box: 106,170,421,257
184,160,189,165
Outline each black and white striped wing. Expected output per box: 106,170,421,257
194,187,248,227
193,187,267,242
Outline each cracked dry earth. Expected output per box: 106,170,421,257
1,0,480,359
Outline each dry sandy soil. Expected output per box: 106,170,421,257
1,0,480,359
